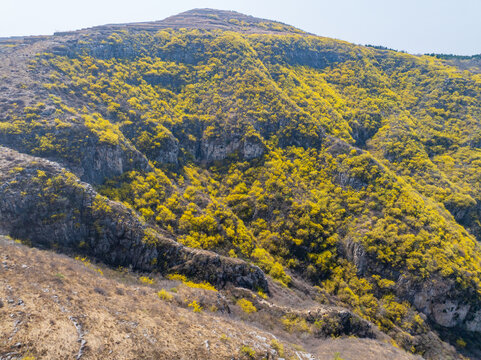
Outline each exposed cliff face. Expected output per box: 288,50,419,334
444,198,481,246
338,238,368,275
339,233,481,335
0,147,267,292
410,278,481,333
339,234,481,338
0,129,151,185
0,37,152,186
200,132,267,162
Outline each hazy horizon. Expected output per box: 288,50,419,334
1,0,480,56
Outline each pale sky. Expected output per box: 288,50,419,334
1,0,480,55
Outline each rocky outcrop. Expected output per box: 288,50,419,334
74,136,151,184
148,132,180,165
200,133,266,162
393,273,481,334
0,123,151,185
339,234,481,334
414,281,481,332
444,195,481,244
0,146,268,292
253,37,356,70
308,308,377,339
338,237,368,275
229,286,380,340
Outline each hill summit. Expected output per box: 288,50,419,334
70,8,306,36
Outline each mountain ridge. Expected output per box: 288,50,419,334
53,8,309,37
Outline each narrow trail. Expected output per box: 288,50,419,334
69,316,87,360
51,293,87,359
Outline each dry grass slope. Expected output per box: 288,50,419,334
0,236,421,360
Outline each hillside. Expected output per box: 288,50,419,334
1,8,481,359
1,236,425,360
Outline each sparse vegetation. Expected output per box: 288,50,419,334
167,274,217,291
281,314,310,333
333,352,345,360
270,339,284,357
188,300,203,313
0,235,319,360
237,298,257,314
456,338,467,348
240,345,256,358
157,288,173,301
139,276,155,285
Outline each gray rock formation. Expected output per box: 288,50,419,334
75,137,151,184
338,237,367,275
200,133,266,162
397,274,481,333
340,235,481,334
0,146,268,292
0,124,151,185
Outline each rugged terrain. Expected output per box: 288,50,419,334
0,235,424,360
1,8,481,359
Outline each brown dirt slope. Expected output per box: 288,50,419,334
0,236,422,360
